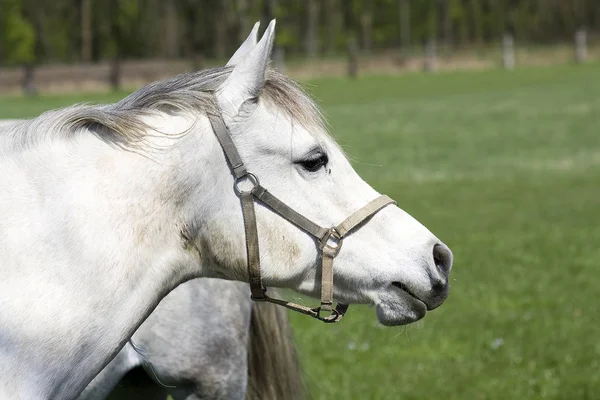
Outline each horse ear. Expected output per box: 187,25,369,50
226,21,260,66
217,19,276,118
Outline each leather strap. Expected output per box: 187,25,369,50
252,295,348,322
335,195,396,237
319,247,336,312
241,192,265,300
252,185,328,239
208,112,248,178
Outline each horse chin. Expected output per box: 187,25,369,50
374,290,427,326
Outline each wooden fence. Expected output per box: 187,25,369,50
0,33,597,96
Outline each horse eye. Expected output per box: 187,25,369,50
298,154,328,172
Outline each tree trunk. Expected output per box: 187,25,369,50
109,0,122,91
0,2,4,65
427,0,438,48
264,0,282,69
237,0,250,42
215,0,227,59
489,0,504,40
342,0,355,35
324,0,338,55
28,4,45,63
164,0,178,58
305,0,318,57
183,1,204,71
264,0,276,21
469,0,483,45
360,0,373,53
398,0,410,54
439,0,452,49
80,0,92,62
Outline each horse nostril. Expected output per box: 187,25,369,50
433,243,453,277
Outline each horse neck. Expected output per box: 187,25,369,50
0,120,212,399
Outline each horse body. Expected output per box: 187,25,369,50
79,278,251,399
124,278,252,399
79,278,302,400
0,21,453,399
0,114,204,398
1,117,300,400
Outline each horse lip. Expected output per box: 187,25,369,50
391,282,428,308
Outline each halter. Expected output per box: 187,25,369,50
208,111,396,323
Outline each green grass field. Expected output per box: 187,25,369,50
2,64,599,399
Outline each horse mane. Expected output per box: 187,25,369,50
0,66,327,154
246,299,305,400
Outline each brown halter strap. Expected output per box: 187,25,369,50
208,111,396,323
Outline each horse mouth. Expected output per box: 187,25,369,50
391,282,425,305
375,282,428,326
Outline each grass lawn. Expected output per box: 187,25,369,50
2,63,599,399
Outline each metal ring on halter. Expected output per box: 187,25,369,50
233,173,260,196
319,228,343,256
314,306,342,323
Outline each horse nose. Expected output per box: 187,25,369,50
425,243,453,310
433,243,453,278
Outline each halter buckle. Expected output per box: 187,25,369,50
319,228,342,256
234,173,260,196
250,294,268,302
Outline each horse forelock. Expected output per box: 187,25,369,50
1,66,328,154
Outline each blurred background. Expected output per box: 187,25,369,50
0,0,598,93
1,1,599,399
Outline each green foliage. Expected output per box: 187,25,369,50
273,1,304,48
35,1,79,62
1,0,598,65
1,0,35,64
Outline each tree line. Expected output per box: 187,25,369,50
0,0,598,66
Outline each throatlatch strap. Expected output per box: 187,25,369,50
240,192,265,300
208,113,248,178
256,294,349,323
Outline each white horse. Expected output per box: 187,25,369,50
77,279,303,400
0,20,453,399
0,116,301,399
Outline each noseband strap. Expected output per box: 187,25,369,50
208,112,396,323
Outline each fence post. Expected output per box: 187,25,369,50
347,36,359,78
191,53,205,72
109,56,121,91
273,45,285,73
575,28,587,64
423,38,436,72
502,33,515,70
22,64,37,96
